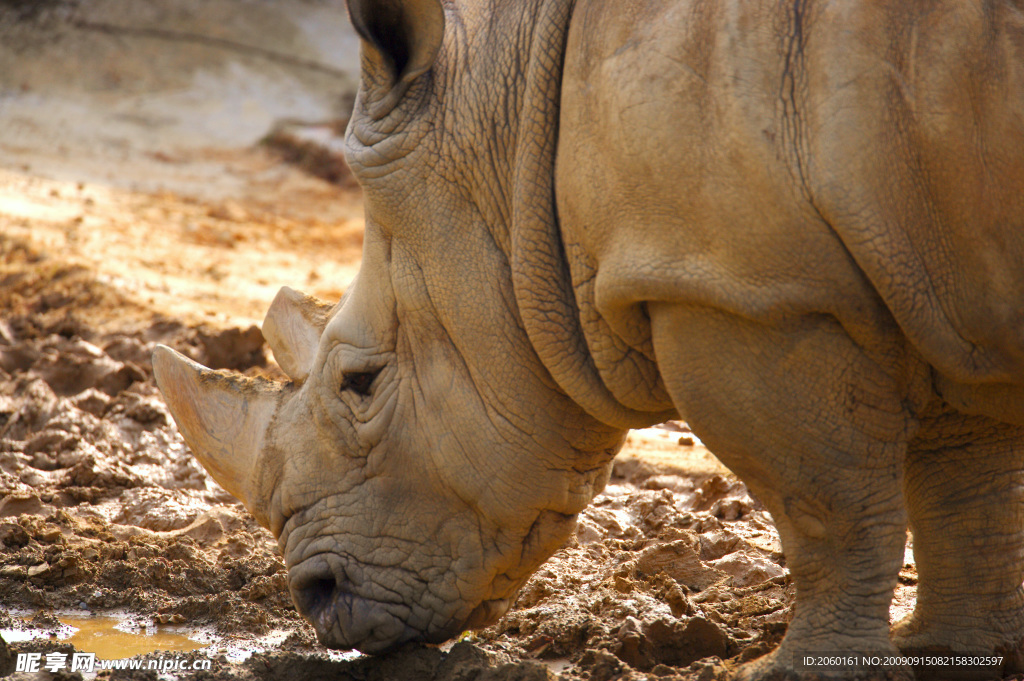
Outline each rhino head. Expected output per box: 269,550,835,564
154,279,618,652
152,0,659,652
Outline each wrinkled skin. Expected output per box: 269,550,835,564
155,0,635,654
154,0,1024,679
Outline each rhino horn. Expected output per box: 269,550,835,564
152,345,281,524
262,286,334,383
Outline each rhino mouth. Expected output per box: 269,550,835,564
288,551,510,653
288,553,416,653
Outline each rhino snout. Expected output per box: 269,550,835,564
289,555,417,653
287,549,516,653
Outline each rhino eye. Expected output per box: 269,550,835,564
339,370,379,397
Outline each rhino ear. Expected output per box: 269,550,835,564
262,287,335,384
347,0,444,110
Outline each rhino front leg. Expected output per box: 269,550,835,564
650,305,914,681
893,410,1024,680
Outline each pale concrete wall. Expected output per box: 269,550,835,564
0,0,361,150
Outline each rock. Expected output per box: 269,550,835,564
479,661,555,681
34,339,141,397
633,539,727,592
27,562,51,579
173,507,242,544
70,388,110,417
37,523,63,543
437,642,494,681
196,325,266,371
0,493,56,518
113,488,199,532
699,529,743,561
0,320,15,346
0,565,26,579
102,335,153,368
0,522,30,547
646,616,729,669
579,649,624,681
709,549,786,588
207,199,250,223
643,474,695,494
574,516,604,544
615,616,647,669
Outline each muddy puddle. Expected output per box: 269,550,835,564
2,614,203,659
66,616,201,659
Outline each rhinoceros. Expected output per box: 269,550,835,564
153,0,1024,678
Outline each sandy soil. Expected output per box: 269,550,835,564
0,3,940,680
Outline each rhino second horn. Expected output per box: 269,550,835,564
152,345,279,522
262,286,335,383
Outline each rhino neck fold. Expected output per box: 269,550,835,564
507,0,676,431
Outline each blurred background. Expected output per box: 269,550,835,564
0,0,366,329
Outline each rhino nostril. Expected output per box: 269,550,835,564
309,577,336,607
292,572,340,620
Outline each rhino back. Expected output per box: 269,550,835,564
557,0,1024,397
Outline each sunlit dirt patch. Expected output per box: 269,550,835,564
0,163,364,329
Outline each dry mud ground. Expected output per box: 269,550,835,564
0,163,928,681
0,170,797,680
0,3,935,679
